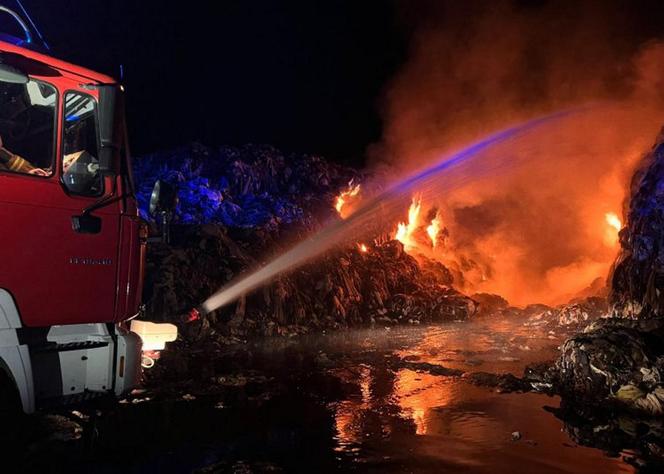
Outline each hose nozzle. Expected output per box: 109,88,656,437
185,307,201,323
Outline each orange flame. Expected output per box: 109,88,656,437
334,181,361,219
395,196,422,249
426,214,442,248
603,212,622,247
358,243,368,253
605,212,621,232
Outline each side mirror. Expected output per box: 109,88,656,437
149,180,178,216
97,85,121,175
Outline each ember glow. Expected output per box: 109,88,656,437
334,181,361,219
358,243,368,253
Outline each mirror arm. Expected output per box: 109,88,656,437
147,210,172,244
80,174,120,215
82,194,124,216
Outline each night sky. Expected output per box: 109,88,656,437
5,1,664,165
11,0,405,164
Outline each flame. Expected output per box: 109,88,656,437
603,212,622,247
334,181,361,218
605,212,621,232
395,196,422,249
358,243,368,253
395,222,407,243
426,214,442,248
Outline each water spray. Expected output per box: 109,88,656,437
189,108,583,317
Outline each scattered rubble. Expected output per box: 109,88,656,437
465,371,533,393
508,296,609,331
400,361,464,377
553,318,664,414
472,293,509,316
547,401,664,469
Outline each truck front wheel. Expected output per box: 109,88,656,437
0,370,22,420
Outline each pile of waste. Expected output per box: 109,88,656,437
611,128,664,319
145,226,475,339
133,142,361,230
136,144,475,338
542,131,664,416
521,296,608,330
554,317,664,414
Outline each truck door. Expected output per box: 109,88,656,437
0,83,120,327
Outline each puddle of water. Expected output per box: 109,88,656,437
12,318,636,473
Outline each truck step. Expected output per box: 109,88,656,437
31,340,110,354
37,390,110,409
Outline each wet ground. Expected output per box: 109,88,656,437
9,318,642,473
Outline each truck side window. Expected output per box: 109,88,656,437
0,79,56,176
62,92,102,195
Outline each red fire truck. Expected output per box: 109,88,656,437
0,6,175,413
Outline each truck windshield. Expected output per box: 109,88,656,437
0,79,56,176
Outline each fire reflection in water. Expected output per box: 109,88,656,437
394,369,455,435
322,320,630,471
333,364,374,450
332,344,458,448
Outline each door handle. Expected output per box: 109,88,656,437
72,213,102,234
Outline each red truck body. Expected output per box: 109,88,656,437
0,31,164,413
0,40,144,327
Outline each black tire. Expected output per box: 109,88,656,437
0,370,23,421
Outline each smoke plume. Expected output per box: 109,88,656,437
371,0,664,305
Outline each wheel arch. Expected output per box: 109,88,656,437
0,288,22,329
0,288,35,413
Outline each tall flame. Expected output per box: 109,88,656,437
395,196,422,249
426,214,442,248
334,181,361,219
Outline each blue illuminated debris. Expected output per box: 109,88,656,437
133,143,360,230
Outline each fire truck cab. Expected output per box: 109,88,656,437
0,17,158,413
